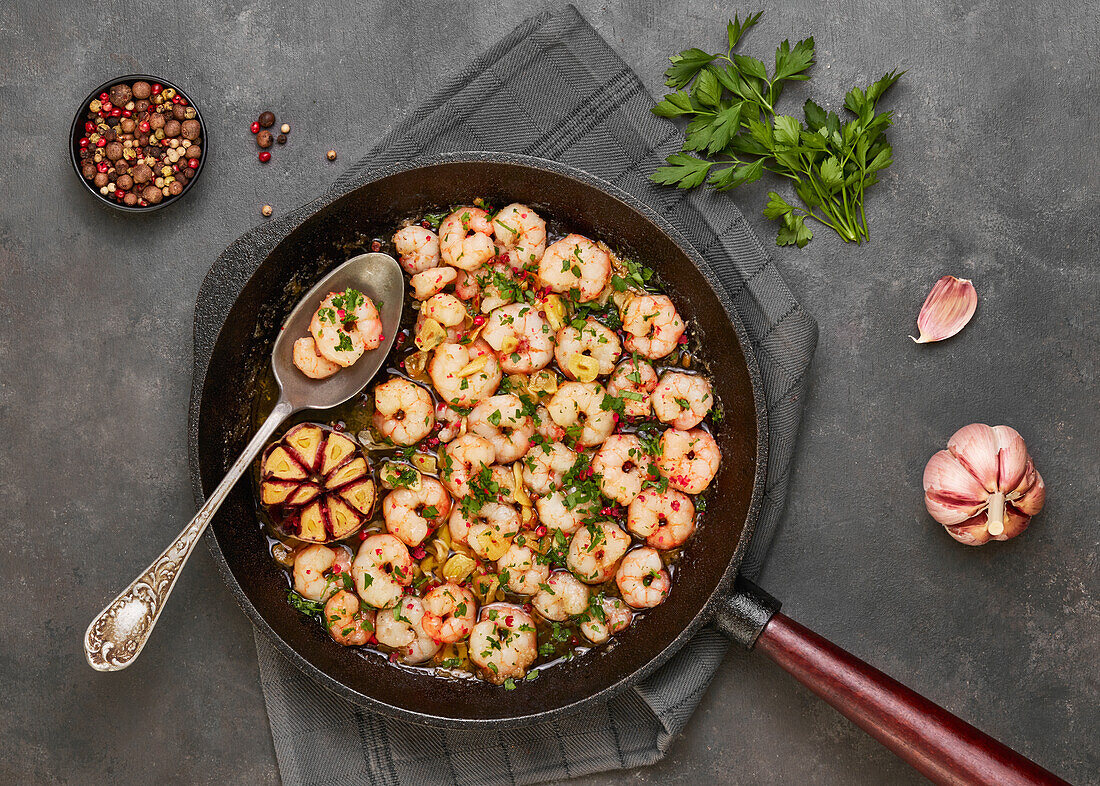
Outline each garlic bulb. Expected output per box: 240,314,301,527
923,424,1045,545
911,275,977,343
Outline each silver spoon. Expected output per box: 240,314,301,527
84,252,405,671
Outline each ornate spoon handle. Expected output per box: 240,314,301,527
84,399,293,671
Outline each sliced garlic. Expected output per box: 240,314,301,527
404,350,430,380
542,294,568,331
457,355,489,378
442,554,477,583
379,461,422,491
499,334,520,355
567,354,601,383
411,451,438,475
415,317,447,350
528,369,559,397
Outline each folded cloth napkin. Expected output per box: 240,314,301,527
190,5,817,784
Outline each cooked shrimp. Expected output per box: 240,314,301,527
435,401,466,443
481,303,554,373
535,490,594,536
410,266,458,300
474,261,520,313
421,583,477,643
627,489,695,549
292,336,341,380
382,477,451,547
428,340,502,407
293,544,353,601
492,203,547,268
497,543,550,595
373,377,435,446
393,225,441,274
567,521,631,584
522,440,576,495
469,394,535,463
469,603,538,684
309,292,365,367
439,207,497,271
353,534,414,609
652,372,713,430
607,358,658,418
323,590,375,646
537,234,611,302
440,433,495,497
417,292,468,343
580,595,633,644
546,381,616,447
534,405,566,442
657,428,720,494
532,570,590,621
453,268,480,301
615,547,671,609
375,595,440,664
592,434,648,505
450,501,521,558
620,294,685,359
554,318,621,380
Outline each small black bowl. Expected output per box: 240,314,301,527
70,74,208,212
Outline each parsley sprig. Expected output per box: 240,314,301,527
651,11,902,248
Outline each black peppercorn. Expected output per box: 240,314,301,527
276,133,287,145
258,110,275,128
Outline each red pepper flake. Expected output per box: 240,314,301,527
535,525,547,537
671,500,680,511
678,334,688,344
411,546,426,559
472,315,486,326
337,308,346,320
505,615,514,626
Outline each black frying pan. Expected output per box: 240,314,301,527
190,154,1065,785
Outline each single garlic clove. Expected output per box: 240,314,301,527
922,450,988,524
1012,466,1046,515
947,423,1000,492
910,275,977,343
991,425,1029,492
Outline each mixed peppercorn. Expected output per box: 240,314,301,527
76,80,201,207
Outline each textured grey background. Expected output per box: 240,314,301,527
1,1,1096,784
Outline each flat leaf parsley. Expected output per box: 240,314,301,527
651,11,902,248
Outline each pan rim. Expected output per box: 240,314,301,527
188,151,769,728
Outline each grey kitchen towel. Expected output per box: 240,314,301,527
191,5,818,785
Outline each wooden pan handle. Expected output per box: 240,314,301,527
754,612,1069,786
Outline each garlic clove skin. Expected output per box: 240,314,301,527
923,423,1045,545
910,275,977,343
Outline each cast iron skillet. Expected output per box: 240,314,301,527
192,154,1065,785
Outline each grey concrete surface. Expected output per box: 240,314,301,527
1,0,1096,783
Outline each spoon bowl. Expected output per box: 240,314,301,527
273,252,405,411
84,252,405,671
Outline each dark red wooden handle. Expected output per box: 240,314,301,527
754,613,1069,786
